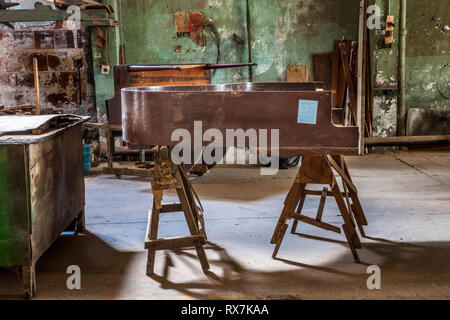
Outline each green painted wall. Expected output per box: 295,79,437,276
121,0,359,81
92,0,121,122
371,0,449,137
93,0,361,120
405,0,449,111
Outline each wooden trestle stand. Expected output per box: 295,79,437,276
271,155,368,262
145,146,210,275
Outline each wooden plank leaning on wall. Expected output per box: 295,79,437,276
357,0,368,154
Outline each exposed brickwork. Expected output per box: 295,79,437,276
0,20,95,115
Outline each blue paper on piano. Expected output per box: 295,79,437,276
297,99,318,125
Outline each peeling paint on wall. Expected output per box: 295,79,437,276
410,3,450,102
0,1,96,116
0,23,94,115
372,0,449,136
208,0,224,8
373,96,398,137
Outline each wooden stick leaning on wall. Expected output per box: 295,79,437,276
357,0,368,154
339,43,358,123
33,58,40,115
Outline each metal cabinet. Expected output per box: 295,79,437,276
0,115,86,298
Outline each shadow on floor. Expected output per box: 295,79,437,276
148,237,450,299
102,167,296,202
1,231,448,299
0,231,137,299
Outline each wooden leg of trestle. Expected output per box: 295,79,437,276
195,245,210,273
291,193,306,234
315,187,328,221
330,181,362,249
343,224,360,263
176,179,210,274
271,179,306,258
146,199,161,275
338,155,369,230
146,250,156,276
178,166,208,240
272,223,288,259
290,220,299,235
341,171,360,234
271,182,306,244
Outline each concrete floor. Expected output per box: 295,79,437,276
1,151,449,299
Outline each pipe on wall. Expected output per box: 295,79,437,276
397,0,407,136
246,0,253,82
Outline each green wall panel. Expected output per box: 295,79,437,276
405,0,449,110
0,146,29,266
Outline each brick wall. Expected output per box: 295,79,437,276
0,20,96,116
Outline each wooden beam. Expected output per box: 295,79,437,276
160,203,183,214
0,8,115,24
102,166,153,177
365,135,450,146
291,213,341,234
315,187,328,221
33,58,40,115
304,189,349,197
145,234,206,250
326,155,358,194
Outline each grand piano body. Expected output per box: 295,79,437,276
121,82,359,157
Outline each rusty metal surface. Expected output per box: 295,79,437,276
28,123,85,265
121,82,359,156
0,115,61,134
0,114,89,145
130,82,322,92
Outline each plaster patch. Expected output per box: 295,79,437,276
255,63,273,76
373,96,398,137
208,0,223,8
423,83,434,91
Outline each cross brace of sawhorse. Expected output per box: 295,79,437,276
270,155,368,262
145,146,210,275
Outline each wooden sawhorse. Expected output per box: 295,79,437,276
271,155,368,262
145,146,210,275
